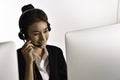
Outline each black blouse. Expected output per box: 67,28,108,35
17,45,67,80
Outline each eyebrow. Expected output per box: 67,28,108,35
32,27,48,33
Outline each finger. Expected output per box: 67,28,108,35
22,40,32,49
25,46,33,54
22,43,34,53
22,40,34,52
23,46,33,56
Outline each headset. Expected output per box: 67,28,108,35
18,22,51,41
18,6,51,41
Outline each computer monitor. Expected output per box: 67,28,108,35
0,41,19,80
65,24,120,80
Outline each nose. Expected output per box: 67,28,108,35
39,33,46,41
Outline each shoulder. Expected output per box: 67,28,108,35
46,45,63,57
17,48,25,60
46,45,64,60
46,45,63,52
17,48,22,53
46,45,62,50
17,48,22,55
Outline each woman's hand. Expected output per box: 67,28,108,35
21,40,34,64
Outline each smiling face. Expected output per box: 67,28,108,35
27,21,49,48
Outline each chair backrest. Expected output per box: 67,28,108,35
0,41,19,80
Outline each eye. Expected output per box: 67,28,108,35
33,33,39,36
44,29,49,33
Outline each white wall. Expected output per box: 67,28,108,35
117,0,120,23
0,0,118,59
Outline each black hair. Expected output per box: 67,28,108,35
18,4,51,40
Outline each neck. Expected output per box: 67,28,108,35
33,47,45,58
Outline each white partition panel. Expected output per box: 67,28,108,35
66,24,120,80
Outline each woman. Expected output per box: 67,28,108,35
17,4,67,80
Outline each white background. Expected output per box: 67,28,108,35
0,0,119,59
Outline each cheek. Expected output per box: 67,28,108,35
30,37,39,45
45,33,49,40
28,34,38,42
31,36,38,41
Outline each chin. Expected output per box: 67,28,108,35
42,44,46,48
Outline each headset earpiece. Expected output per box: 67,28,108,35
18,31,26,40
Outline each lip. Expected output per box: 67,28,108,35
34,42,46,47
37,41,45,45
41,41,46,44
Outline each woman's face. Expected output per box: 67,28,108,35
27,21,49,48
